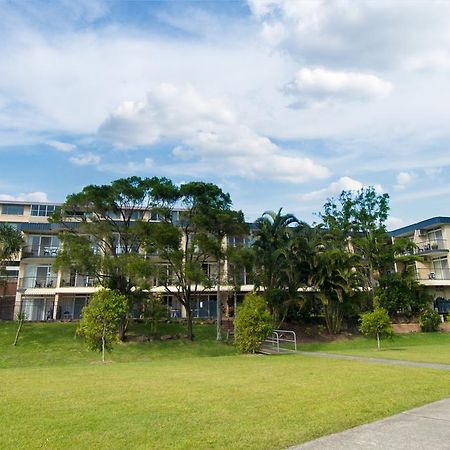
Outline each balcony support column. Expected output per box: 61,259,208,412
53,293,60,320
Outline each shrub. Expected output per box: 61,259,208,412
419,309,441,332
359,307,393,350
234,293,272,353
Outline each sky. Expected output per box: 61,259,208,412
1,0,450,229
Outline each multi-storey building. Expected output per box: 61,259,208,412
390,217,450,313
0,199,254,321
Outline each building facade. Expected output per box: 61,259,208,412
0,200,253,321
390,217,450,313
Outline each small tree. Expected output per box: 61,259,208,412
77,290,128,362
234,293,272,353
359,307,393,350
143,293,168,337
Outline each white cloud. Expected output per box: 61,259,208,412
285,68,392,107
99,84,330,183
100,157,154,174
386,216,405,230
300,176,383,202
0,191,49,202
69,152,100,166
394,171,414,191
46,140,76,152
247,0,450,70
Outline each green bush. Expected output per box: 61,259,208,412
234,293,272,353
359,307,393,350
77,290,128,361
419,309,441,332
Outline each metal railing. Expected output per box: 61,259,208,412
415,268,450,281
60,275,97,287
19,276,57,289
416,239,448,253
264,329,297,352
22,245,59,258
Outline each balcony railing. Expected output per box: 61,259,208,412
414,268,450,281
22,245,59,258
416,239,448,254
60,275,97,288
19,276,57,289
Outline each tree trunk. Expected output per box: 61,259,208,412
102,326,106,362
324,300,343,335
118,315,127,342
13,317,24,346
376,332,380,351
186,306,194,341
216,261,222,341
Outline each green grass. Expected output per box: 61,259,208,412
299,332,450,364
2,322,450,449
0,320,237,369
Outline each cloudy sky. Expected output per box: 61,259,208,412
1,0,450,229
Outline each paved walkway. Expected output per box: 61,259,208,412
289,398,450,449
296,350,450,370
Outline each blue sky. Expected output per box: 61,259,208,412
1,0,450,229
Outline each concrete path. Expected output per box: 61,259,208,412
296,350,450,370
289,398,450,449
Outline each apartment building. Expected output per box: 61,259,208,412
0,200,253,321
390,217,450,313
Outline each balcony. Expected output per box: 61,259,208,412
22,245,59,258
414,268,450,281
416,239,448,257
19,276,57,289
60,275,97,288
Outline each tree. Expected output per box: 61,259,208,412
77,290,128,362
234,293,272,353
0,223,22,294
253,209,298,325
320,187,390,299
202,209,248,341
0,223,22,268
312,232,362,334
377,272,430,319
53,176,178,340
359,307,393,350
142,181,245,341
143,292,168,337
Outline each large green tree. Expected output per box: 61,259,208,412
53,176,178,340
141,181,246,341
320,187,390,300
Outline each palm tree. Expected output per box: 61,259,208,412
253,209,298,324
0,223,22,264
311,230,362,334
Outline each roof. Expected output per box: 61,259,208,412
389,217,450,237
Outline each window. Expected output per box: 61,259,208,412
432,257,450,280
31,204,58,217
1,204,24,215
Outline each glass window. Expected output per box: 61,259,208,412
30,204,58,217
1,204,24,215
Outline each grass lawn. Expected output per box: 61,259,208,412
2,322,450,449
0,321,238,369
299,331,450,364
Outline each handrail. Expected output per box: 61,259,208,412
274,329,297,351
263,329,297,352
